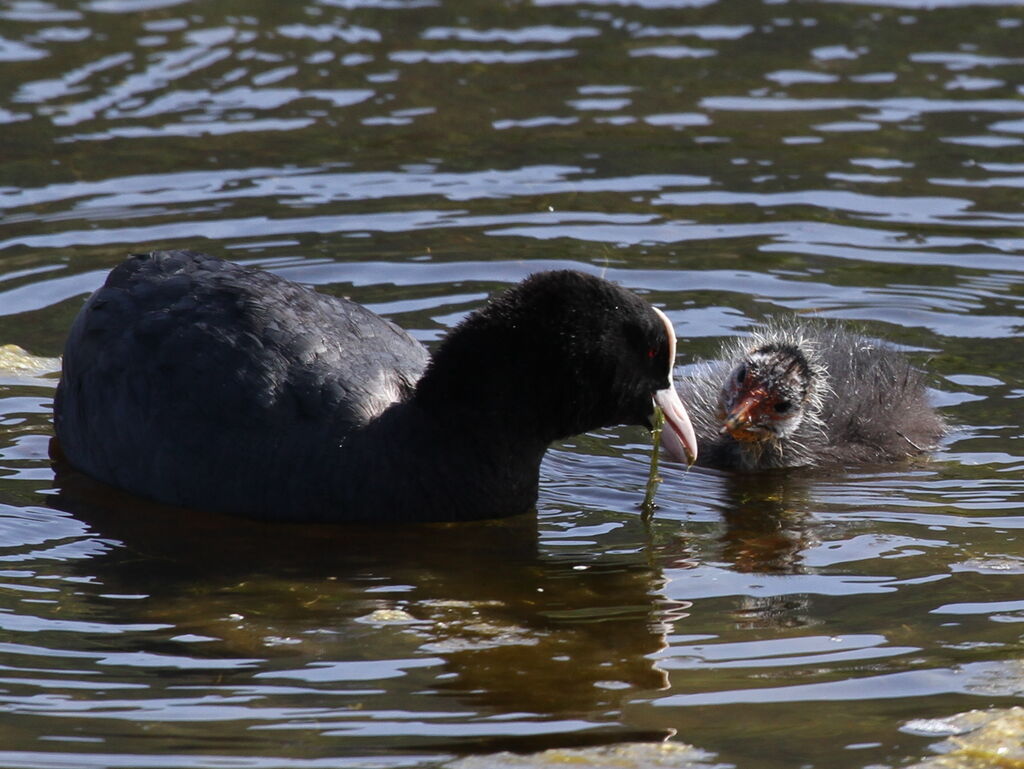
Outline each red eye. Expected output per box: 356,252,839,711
647,348,657,359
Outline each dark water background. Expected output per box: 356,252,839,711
1,0,1024,767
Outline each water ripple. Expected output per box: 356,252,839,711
1,0,1023,766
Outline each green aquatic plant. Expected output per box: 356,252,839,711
641,404,665,521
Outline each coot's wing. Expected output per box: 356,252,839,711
55,251,429,513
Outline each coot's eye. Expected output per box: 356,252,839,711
735,366,746,384
647,347,657,359
775,400,792,414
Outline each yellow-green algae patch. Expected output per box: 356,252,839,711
908,707,1024,768
445,741,721,768
0,344,60,378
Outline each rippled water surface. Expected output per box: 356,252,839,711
2,0,1024,767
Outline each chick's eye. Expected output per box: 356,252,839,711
774,401,792,414
735,366,746,385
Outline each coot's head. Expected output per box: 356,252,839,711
717,334,827,444
415,271,697,463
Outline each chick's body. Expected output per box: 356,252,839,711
677,322,946,471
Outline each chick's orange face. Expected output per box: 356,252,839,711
717,349,807,442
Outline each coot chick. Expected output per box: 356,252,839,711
54,251,697,523
673,321,945,471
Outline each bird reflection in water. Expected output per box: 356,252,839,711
717,470,815,576
49,463,683,748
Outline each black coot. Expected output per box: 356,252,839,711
54,251,697,522
672,321,945,470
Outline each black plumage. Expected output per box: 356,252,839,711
674,321,946,471
54,250,697,522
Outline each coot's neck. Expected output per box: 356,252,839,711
329,395,551,523
322,270,650,522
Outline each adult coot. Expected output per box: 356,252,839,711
54,251,697,522
672,321,945,471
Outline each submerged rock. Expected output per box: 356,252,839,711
906,706,1024,768
445,741,723,769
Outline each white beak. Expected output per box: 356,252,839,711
651,307,698,465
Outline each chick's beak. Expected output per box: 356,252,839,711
651,307,698,465
722,390,768,441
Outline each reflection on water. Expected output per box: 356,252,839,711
714,472,815,575
40,465,674,752
2,0,1024,767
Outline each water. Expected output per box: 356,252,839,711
1,0,1023,767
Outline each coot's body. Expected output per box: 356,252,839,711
55,251,696,522
677,321,945,471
